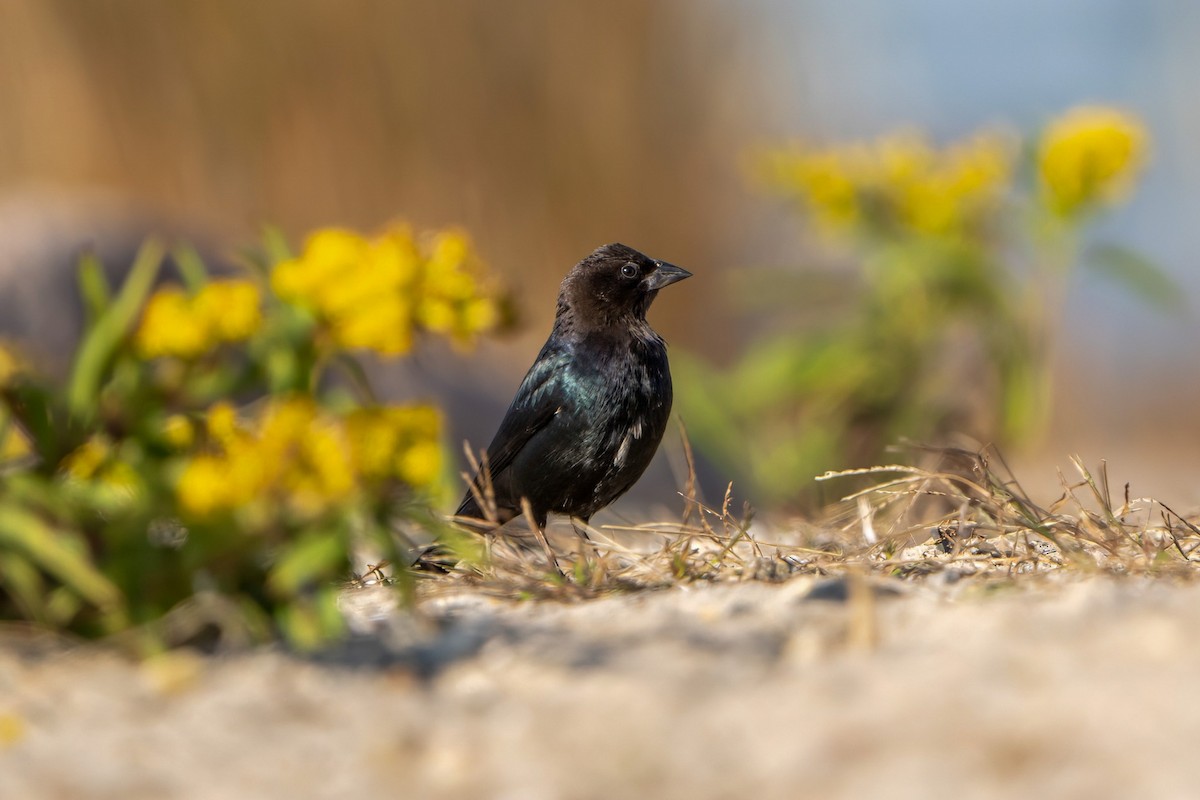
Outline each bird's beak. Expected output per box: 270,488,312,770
646,261,692,291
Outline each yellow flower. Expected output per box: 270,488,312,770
428,229,472,270
258,397,316,448
161,414,195,450
270,229,367,309
760,128,1014,239
205,402,240,446
900,131,1014,235
135,279,262,360
194,280,263,342
373,230,422,287
0,345,28,460
269,223,501,356
461,298,499,334
402,405,442,439
272,228,408,355
344,409,401,478
61,437,111,480
57,436,142,508
1039,106,1148,216
344,404,443,487
224,444,267,504
176,398,445,519
417,298,457,334
178,405,272,517
306,228,369,274
177,455,233,516
299,418,356,503
397,440,442,487
100,461,142,499
771,147,862,232
269,257,318,304
330,298,413,356
0,416,30,462
135,288,210,359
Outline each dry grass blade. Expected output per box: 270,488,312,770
677,421,700,529
518,496,562,577
460,442,500,524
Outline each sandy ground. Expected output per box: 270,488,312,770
4,569,1200,800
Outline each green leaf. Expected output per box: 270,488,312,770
277,590,345,651
261,226,293,267
1086,244,1185,313
0,551,48,622
67,240,165,421
331,352,380,405
45,586,85,627
0,505,126,619
171,244,211,292
671,354,745,469
2,382,65,463
76,251,112,328
267,530,346,597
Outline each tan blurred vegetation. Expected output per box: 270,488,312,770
0,0,774,341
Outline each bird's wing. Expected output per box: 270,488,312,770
457,345,570,513
480,346,570,475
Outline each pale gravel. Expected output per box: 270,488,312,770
2,575,1199,799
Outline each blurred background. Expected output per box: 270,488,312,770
1,0,1198,510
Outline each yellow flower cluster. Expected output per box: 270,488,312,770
1038,106,1148,216
0,418,28,463
271,225,500,356
135,280,263,359
61,437,112,480
763,129,1015,238
0,423,29,462
59,436,142,503
0,343,29,461
176,397,442,518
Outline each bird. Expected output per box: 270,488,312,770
456,242,691,535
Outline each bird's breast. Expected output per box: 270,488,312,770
515,350,670,516
612,416,645,469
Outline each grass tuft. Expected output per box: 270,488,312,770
423,442,1200,603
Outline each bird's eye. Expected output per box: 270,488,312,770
620,263,638,279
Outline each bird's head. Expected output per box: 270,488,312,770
557,243,691,328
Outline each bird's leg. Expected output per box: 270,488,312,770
520,497,563,577
566,515,600,578
570,516,594,543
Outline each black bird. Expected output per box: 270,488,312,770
457,243,691,532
